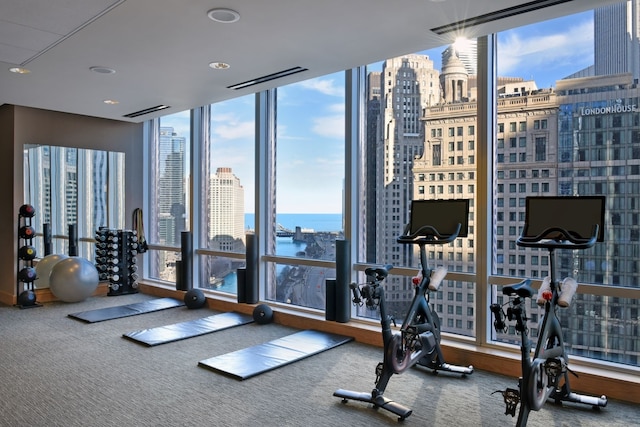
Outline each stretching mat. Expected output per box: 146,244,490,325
198,329,353,380
123,312,254,346
68,297,185,323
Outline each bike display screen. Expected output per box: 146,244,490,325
409,199,469,237
522,196,605,242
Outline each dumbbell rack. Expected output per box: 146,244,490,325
16,204,41,308
95,228,139,296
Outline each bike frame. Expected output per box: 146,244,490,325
334,223,472,421
492,225,607,426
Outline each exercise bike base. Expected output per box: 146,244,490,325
550,390,608,408
334,389,413,421
417,360,474,376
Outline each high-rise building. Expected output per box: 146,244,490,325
594,0,640,79
158,126,186,246
413,51,639,363
371,54,441,312
208,167,245,252
365,72,381,263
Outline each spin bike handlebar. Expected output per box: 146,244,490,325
517,225,599,250
397,223,461,245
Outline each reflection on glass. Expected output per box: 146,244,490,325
23,144,125,263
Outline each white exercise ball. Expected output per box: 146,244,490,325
49,257,99,303
34,254,69,289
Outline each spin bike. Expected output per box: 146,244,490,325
334,222,473,421
491,224,608,426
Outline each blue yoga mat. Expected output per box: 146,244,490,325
68,297,185,323
123,312,254,346
198,329,353,380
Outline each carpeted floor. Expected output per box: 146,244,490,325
0,293,637,427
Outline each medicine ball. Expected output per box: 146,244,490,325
19,204,35,218
184,288,206,309
252,304,274,324
18,290,37,307
18,245,37,260
18,267,37,283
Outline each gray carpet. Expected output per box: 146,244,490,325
0,293,637,427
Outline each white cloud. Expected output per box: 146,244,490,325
212,121,254,140
298,77,343,96
498,19,593,78
311,115,344,139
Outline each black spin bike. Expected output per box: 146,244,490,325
490,196,608,426
334,199,473,421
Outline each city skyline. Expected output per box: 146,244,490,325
163,9,598,213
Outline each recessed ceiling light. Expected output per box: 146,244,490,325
9,67,30,74
207,8,240,23
103,99,119,105
209,62,230,70
90,66,116,74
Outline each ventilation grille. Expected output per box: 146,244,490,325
430,0,573,35
123,105,171,118
227,66,308,90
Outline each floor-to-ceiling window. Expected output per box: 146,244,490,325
357,44,479,338
147,111,191,283
490,2,640,367
200,95,255,294
142,1,640,374
266,73,345,310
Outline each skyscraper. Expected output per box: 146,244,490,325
158,126,186,246
594,0,640,79
208,167,245,252
370,54,441,312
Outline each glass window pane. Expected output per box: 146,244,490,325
203,95,256,293
492,2,640,367
269,74,345,308
148,111,190,281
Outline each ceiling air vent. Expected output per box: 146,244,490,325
430,0,573,35
123,105,171,118
227,66,308,90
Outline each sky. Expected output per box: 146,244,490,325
162,10,595,214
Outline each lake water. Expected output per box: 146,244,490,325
215,213,342,293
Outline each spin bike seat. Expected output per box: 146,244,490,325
364,264,394,279
502,279,534,298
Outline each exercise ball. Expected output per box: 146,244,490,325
184,288,206,309
49,257,99,303
18,290,37,307
252,304,274,324
34,254,69,289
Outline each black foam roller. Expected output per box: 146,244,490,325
335,239,351,323
180,231,193,291
245,234,258,304
325,279,336,321
68,224,78,256
236,268,246,303
175,260,183,290
43,223,52,256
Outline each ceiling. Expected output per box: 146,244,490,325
0,0,619,123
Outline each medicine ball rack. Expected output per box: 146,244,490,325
16,204,41,309
95,228,140,296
